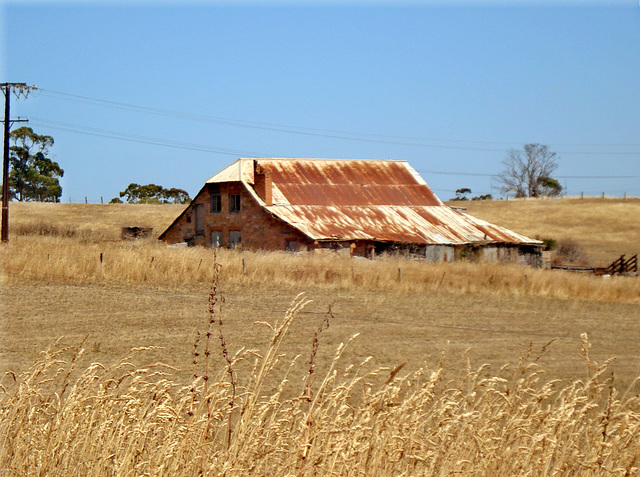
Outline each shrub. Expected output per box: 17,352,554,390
554,239,588,264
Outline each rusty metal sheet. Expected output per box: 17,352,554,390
266,205,540,245
208,158,540,246
256,159,443,207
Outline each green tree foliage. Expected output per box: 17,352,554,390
9,127,63,202
451,188,471,201
537,176,562,197
496,144,562,198
472,194,493,201
115,183,191,204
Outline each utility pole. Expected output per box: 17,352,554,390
2,83,34,242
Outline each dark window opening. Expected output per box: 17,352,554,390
211,193,221,213
285,239,300,252
211,230,222,247
229,230,241,249
229,194,241,213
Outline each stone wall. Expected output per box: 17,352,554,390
160,181,312,251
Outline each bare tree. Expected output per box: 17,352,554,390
495,143,561,198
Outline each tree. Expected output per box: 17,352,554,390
454,188,472,201
472,194,493,201
8,127,63,202
164,187,191,204
115,183,191,204
537,176,562,197
495,143,561,198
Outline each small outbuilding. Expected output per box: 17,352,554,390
159,158,544,266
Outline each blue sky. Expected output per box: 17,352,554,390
3,1,639,202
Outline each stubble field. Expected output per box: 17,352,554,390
1,198,639,475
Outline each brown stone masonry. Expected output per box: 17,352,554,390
160,181,312,251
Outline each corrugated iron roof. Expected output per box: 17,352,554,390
258,158,442,207
209,158,541,246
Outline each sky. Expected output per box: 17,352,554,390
2,0,639,203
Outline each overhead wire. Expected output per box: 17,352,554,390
34,88,640,156
418,169,640,179
29,117,268,157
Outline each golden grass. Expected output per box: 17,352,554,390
7,198,640,265
451,197,640,266
2,201,639,473
5,201,186,241
2,235,638,305
1,296,639,475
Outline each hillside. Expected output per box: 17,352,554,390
445,197,640,266
6,202,187,241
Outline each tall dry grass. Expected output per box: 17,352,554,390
2,235,639,304
7,198,640,265
1,290,639,475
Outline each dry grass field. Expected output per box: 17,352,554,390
451,196,640,266
1,199,639,475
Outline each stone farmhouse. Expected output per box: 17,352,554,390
159,158,544,266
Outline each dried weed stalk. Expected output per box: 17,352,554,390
2,302,640,475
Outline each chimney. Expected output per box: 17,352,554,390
253,162,272,206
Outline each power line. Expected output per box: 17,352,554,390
35,88,520,149
419,169,640,179
35,88,640,156
29,117,268,158
27,116,640,182
556,175,640,179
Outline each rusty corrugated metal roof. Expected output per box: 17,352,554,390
210,158,541,246
259,159,442,207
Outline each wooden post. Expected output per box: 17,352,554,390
397,267,402,282
242,258,246,275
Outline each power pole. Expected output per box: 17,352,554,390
1,83,34,243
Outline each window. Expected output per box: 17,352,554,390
229,194,241,213
285,239,300,252
210,193,221,213
211,230,222,247
194,204,205,235
229,230,241,249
